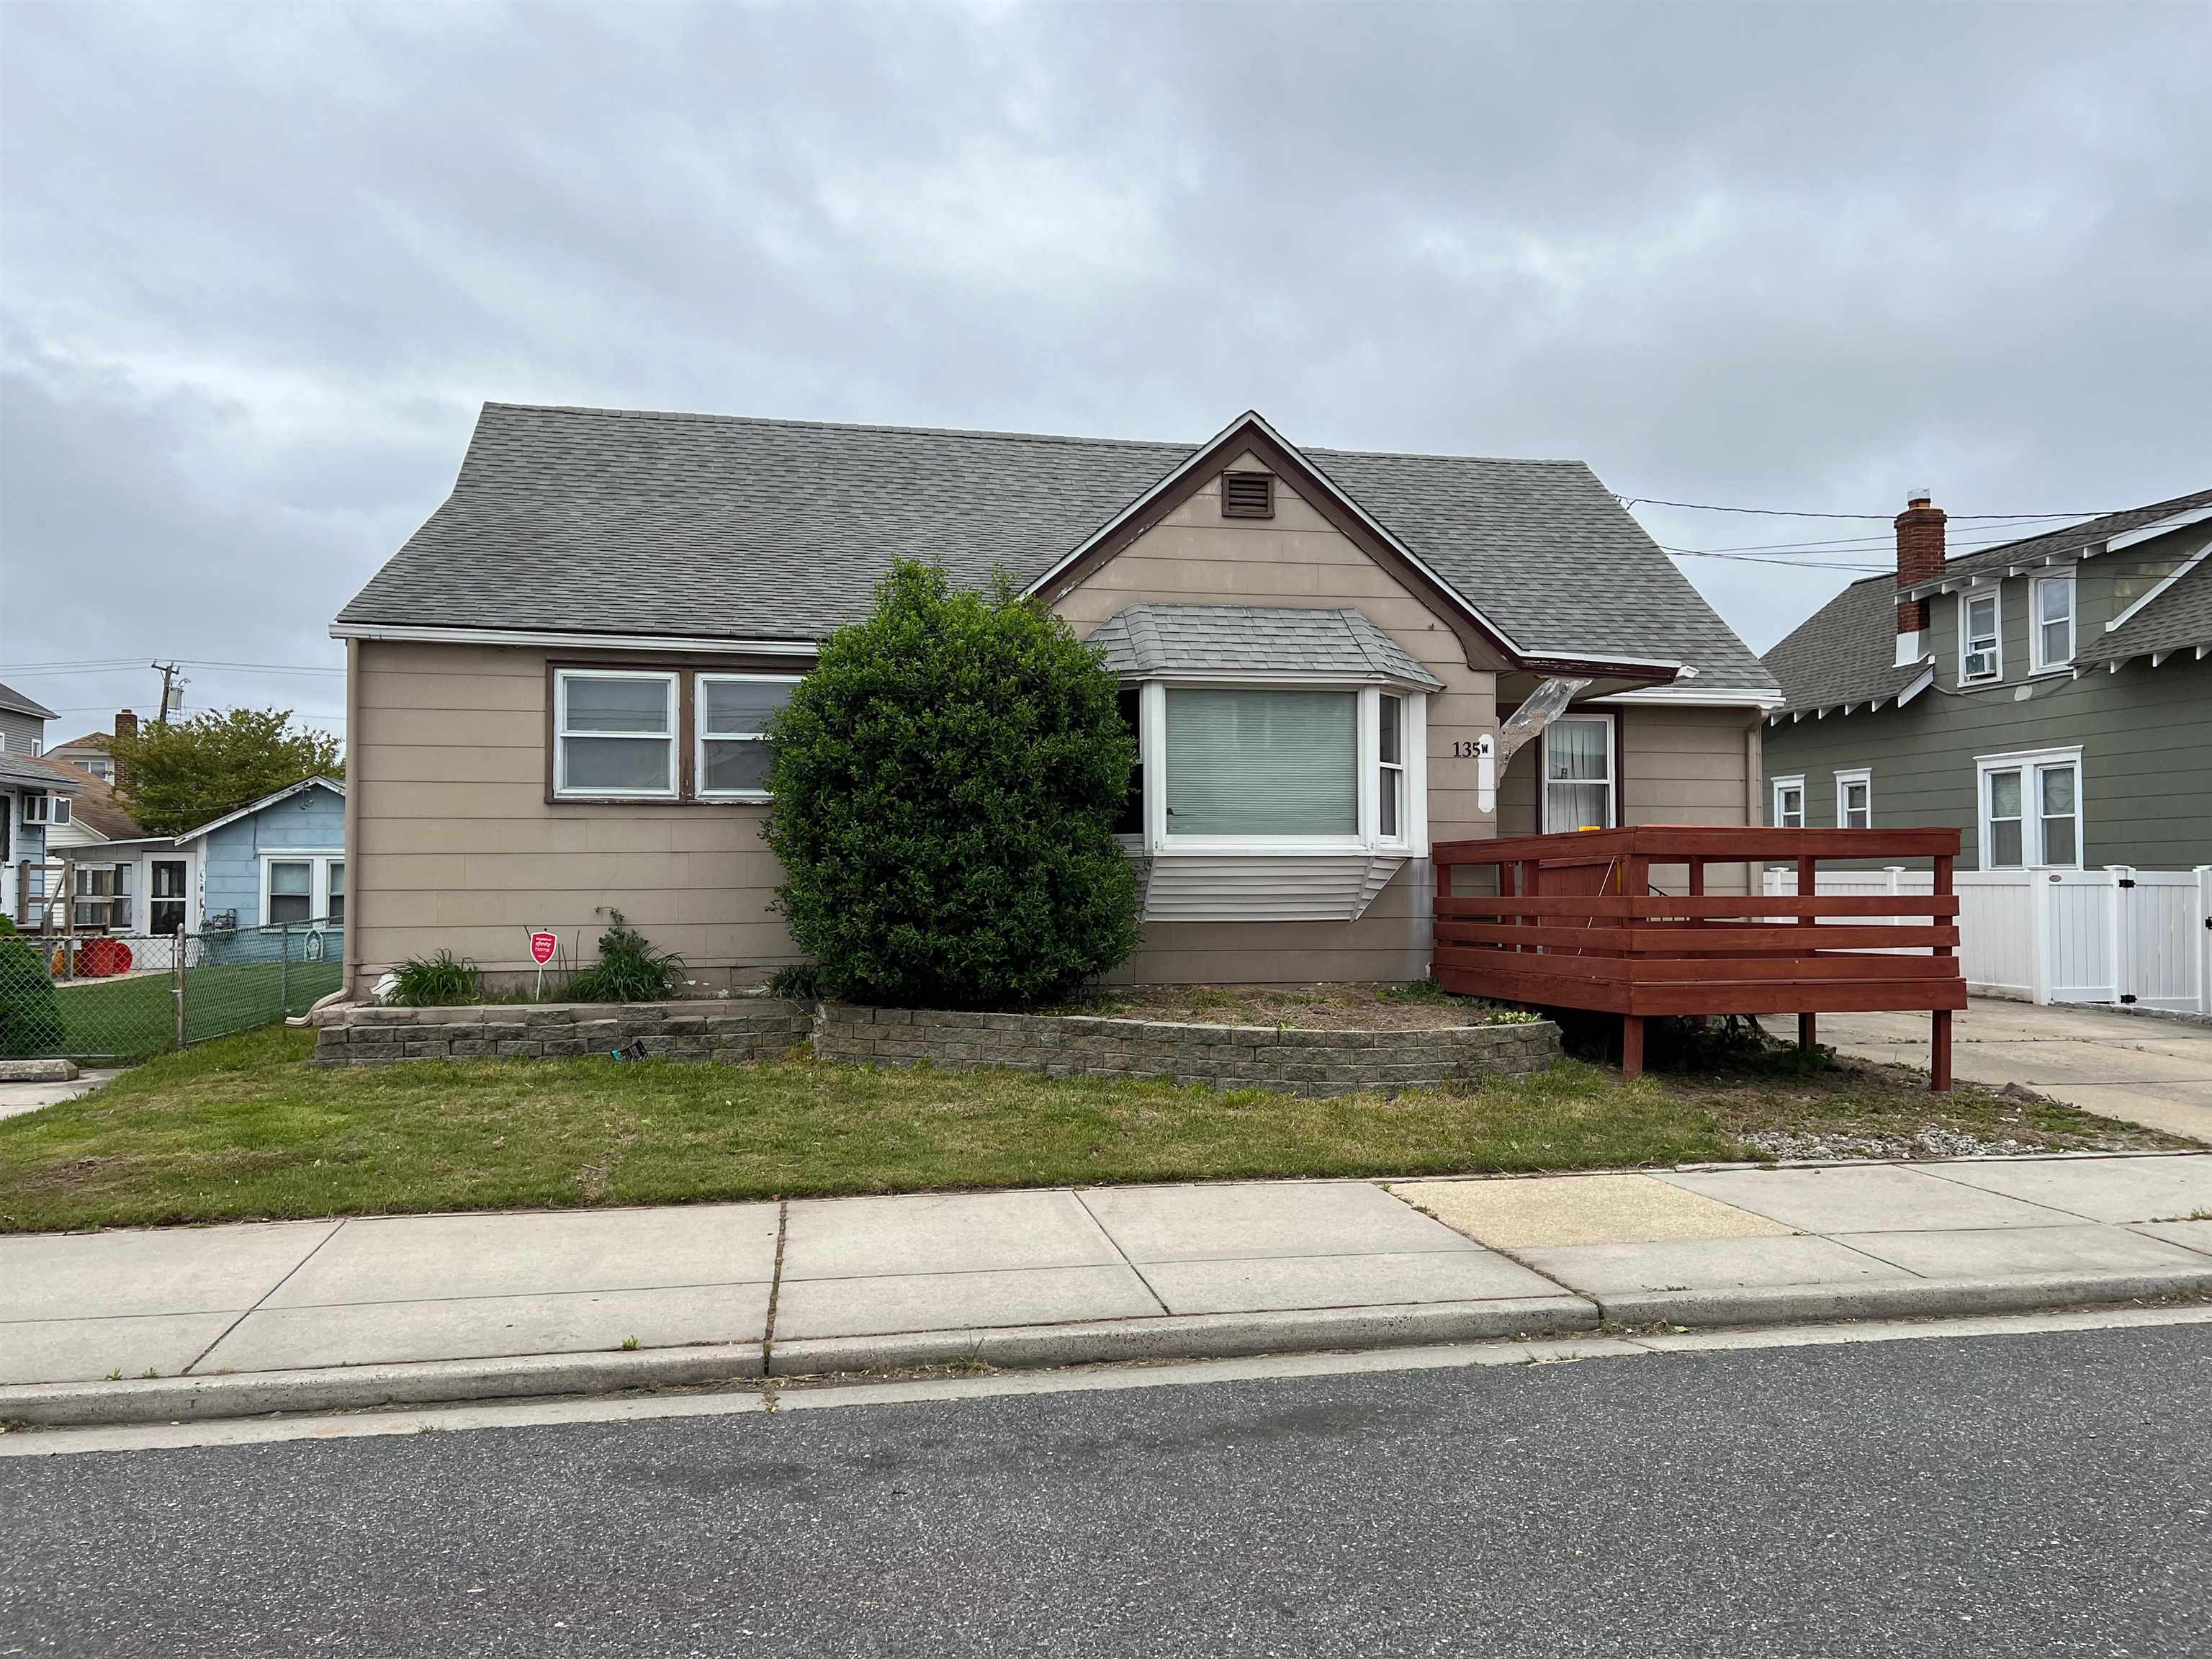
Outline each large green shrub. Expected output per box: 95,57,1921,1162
0,932,66,1058
765,562,1141,1007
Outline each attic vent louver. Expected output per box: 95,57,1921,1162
1221,472,1274,520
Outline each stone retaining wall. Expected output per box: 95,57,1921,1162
310,999,811,1066
816,1002,1560,1095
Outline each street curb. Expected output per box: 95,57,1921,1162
0,1343,764,1429
1596,1267,2212,1329
768,1295,1598,1378
6,1274,2209,1430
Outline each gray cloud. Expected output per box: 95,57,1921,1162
3,0,2206,737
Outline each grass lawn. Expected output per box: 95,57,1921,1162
0,1025,2180,1233
48,960,343,1062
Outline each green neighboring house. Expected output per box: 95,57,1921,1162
1761,487,2212,873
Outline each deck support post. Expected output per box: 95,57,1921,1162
1931,851,1956,1092
1797,1012,1817,1053
1621,1014,1645,1081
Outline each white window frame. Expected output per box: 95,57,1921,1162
553,668,680,800
1974,746,2084,870
1139,680,1428,857
1958,585,2002,685
259,850,346,927
1835,768,1872,830
1377,691,1408,848
1771,774,1806,830
19,793,70,827
1541,711,1617,835
2029,572,2076,671
694,673,801,802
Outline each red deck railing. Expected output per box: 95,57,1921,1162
1431,826,1966,1087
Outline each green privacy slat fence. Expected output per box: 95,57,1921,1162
0,922,343,1064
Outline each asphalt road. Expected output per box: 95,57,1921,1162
4,1326,2208,1658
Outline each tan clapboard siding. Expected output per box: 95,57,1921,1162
349,638,802,990
1058,467,1492,984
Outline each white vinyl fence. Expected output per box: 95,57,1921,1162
1762,863,2212,1013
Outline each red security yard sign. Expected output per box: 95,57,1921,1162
529,932,558,966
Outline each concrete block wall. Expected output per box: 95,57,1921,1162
311,999,811,1066
815,1003,1560,1095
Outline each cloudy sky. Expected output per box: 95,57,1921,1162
3,1,2206,745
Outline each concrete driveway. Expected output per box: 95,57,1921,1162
1820,999,2212,1144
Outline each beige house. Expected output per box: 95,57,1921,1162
332,406,1779,996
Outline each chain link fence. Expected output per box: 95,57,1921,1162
0,922,343,1064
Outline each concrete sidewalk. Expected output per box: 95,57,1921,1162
1821,999,2212,1143
4,1153,2209,1426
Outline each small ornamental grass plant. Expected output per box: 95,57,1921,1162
388,950,482,1008
764,561,1141,1008
566,910,687,1003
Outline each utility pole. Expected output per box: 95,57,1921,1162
151,661,181,727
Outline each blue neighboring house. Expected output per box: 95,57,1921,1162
174,776,347,934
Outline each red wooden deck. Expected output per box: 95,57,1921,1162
1432,826,1966,1088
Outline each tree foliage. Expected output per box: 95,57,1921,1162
109,709,344,835
763,562,1141,1008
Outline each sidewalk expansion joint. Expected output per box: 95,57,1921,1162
182,1218,349,1379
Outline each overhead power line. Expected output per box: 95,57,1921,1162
1619,495,2116,522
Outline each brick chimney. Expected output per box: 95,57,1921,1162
1894,490,1946,662
112,709,138,794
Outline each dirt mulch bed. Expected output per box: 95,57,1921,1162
1046,983,1521,1032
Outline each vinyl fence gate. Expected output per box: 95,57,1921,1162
1761,864,2212,1014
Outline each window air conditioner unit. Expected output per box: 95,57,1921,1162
1964,649,1996,680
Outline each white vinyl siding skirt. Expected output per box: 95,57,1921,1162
1136,853,1406,923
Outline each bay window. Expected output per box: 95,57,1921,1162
1137,682,1425,853
1542,714,1614,833
554,670,678,798
1977,748,2082,868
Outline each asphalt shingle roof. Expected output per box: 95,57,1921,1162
338,403,1774,694
2082,553,2212,666
0,752,145,840
1902,488,2212,593
1760,576,1928,716
1089,606,1445,689
0,679,57,721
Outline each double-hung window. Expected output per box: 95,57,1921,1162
267,860,314,925
1835,768,1872,830
1978,749,2082,868
696,675,798,800
1959,587,2002,684
2031,573,2075,670
1772,775,1805,830
1377,693,1406,842
1542,714,1614,833
261,853,346,926
554,670,679,799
